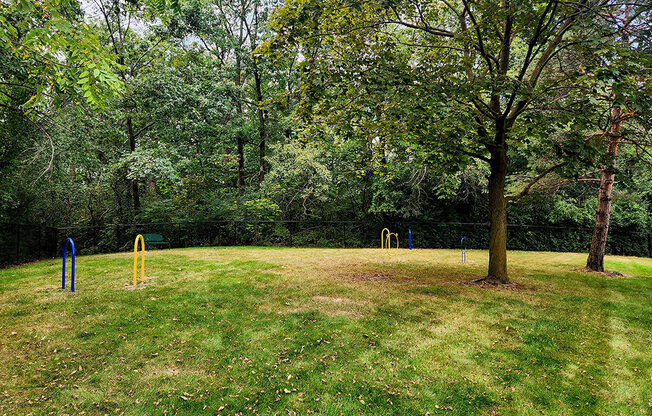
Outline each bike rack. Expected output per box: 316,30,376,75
62,238,76,292
133,234,145,286
381,228,399,262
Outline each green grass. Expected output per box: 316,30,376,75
0,248,650,415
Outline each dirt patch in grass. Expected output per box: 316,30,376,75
458,278,537,292
260,294,371,318
123,282,153,290
573,267,625,278
313,295,363,304
329,263,415,283
345,272,394,281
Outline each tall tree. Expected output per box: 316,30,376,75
584,5,652,271
173,0,278,186
90,0,167,215
264,0,641,283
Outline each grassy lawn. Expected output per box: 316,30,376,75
0,248,650,416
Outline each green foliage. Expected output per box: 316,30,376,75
548,195,595,227
0,0,650,259
261,141,332,219
122,147,179,186
0,0,125,112
240,198,282,221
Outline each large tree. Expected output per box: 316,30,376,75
171,0,285,186
264,0,645,283
582,5,652,271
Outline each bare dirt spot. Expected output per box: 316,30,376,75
459,278,537,292
346,272,394,281
123,282,152,290
328,263,415,283
313,295,366,305
573,267,625,278
262,295,370,318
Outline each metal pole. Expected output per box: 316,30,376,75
15,224,20,264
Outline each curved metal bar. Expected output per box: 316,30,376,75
381,228,390,250
381,228,399,261
62,238,76,292
133,234,145,286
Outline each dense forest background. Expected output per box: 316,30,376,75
1,0,650,245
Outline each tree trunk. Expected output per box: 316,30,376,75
235,49,245,189
236,134,245,188
126,116,141,215
253,70,266,181
586,108,622,272
486,128,509,283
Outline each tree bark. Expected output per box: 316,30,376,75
486,125,509,283
253,69,266,181
236,134,245,188
235,62,245,189
586,6,629,272
126,116,141,215
586,108,622,272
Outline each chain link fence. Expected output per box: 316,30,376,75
0,223,59,267
1,221,650,268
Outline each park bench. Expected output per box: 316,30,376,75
142,233,171,250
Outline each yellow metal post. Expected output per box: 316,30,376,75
133,234,145,286
381,228,390,249
381,228,398,262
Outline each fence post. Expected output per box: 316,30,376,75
52,227,58,259
38,225,42,259
648,232,652,258
15,224,20,264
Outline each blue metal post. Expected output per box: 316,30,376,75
61,244,66,289
62,238,76,292
409,229,412,250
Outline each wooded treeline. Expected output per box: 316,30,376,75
1,0,650,278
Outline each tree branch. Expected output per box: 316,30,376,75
507,162,567,202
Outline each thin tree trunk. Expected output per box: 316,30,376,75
235,82,245,189
254,70,266,181
586,6,630,272
586,108,622,272
126,116,141,215
236,134,245,188
486,126,509,283
235,20,245,189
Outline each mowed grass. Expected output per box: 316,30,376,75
0,248,650,416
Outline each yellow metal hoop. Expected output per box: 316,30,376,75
381,228,399,261
133,234,145,286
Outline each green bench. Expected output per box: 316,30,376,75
142,233,171,250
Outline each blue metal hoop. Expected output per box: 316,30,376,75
62,238,76,292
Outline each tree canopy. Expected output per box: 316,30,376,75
0,0,650,278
